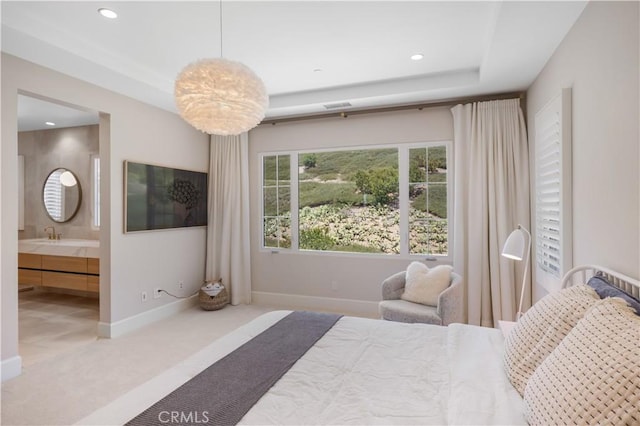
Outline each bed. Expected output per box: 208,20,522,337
78,265,640,425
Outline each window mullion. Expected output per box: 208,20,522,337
260,154,266,248
290,152,299,251
446,141,453,260
275,158,280,247
398,147,409,256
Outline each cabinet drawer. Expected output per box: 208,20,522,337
87,275,100,293
18,268,42,285
42,255,88,273
87,258,100,275
42,271,87,291
18,253,42,269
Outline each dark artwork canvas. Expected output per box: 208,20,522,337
125,161,207,232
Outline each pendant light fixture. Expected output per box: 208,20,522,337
174,1,268,136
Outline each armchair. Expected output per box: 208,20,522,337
378,270,464,325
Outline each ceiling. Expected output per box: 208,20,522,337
17,95,99,132
2,1,588,130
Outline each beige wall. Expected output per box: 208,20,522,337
2,54,209,376
248,107,453,312
527,1,639,300
19,125,99,240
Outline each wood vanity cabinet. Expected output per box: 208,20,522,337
87,258,100,292
18,253,42,285
18,253,100,293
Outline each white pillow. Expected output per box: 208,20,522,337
400,262,452,306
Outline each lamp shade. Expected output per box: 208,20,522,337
502,225,532,321
174,58,269,136
502,228,526,260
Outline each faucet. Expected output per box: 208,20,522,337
44,226,56,240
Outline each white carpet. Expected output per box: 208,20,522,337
1,303,275,426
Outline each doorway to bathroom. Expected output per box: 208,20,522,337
17,94,103,366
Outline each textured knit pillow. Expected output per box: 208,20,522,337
523,297,640,425
503,284,600,395
401,263,452,306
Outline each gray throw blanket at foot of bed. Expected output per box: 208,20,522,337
126,311,342,426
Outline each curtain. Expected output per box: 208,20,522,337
206,133,252,305
451,99,531,327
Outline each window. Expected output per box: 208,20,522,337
299,148,399,253
262,154,291,248
91,154,100,229
408,146,448,255
261,142,450,257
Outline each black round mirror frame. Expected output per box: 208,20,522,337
42,168,82,223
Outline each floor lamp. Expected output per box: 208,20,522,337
502,225,531,321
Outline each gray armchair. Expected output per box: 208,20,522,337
378,270,464,325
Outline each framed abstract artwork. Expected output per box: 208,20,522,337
124,161,208,232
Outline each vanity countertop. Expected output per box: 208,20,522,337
18,238,99,258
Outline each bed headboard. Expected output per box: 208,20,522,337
562,265,640,300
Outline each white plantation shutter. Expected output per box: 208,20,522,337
534,89,572,291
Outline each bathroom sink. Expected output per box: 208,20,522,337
18,238,100,257
24,238,99,247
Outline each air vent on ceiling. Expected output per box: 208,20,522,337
323,101,352,110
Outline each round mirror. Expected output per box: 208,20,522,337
42,168,82,223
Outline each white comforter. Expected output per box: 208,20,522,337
241,316,450,425
78,311,525,425
240,315,525,425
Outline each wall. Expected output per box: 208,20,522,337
19,125,99,240
2,54,209,380
248,107,453,315
527,1,639,300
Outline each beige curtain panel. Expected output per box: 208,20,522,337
206,133,252,305
451,98,531,327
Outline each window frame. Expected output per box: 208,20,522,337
259,140,452,261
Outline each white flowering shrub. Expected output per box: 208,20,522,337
262,205,448,255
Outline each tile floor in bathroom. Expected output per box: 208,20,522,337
18,288,99,367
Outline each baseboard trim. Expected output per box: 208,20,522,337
1,356,22,382
252,291,379,318
98,295,198,338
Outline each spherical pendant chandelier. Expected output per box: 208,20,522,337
174,1,268,136
175,58,268,135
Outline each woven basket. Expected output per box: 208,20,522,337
198,286,229,311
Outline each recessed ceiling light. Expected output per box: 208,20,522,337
45,122,56,126
411,53,424,61
313,68,323,73
98,8,118,19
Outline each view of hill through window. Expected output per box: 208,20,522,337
262,144,448,256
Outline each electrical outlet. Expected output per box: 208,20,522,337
141,291,148,302
331,280,338,291
153,288,162,299
178,280,184,289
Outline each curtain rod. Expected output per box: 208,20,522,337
260,91,526,126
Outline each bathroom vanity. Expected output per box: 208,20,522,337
18,239,100,293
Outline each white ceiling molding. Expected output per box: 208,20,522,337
1,1,588,124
